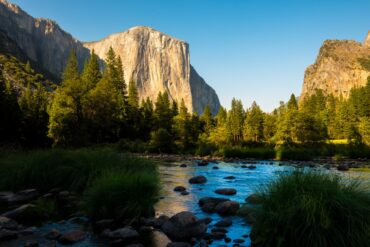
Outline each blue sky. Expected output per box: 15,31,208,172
11,0,370,111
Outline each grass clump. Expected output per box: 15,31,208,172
249,171,370,247
221,146,275,159
85,170,159,220
0,148,160,220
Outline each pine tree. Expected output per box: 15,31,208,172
128,79,139,108
154,91,173,132
243,101,264,142
173,99,191,150
81,49,101,90
200,105,214,133
227,98,245,143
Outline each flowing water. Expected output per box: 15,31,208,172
4,160,369,247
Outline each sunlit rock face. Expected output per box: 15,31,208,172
300,32,370,101
84,26,220,114
0,0,220,114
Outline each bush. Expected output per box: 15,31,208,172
221,146,275,159
275,146,314,160
116,138,150,153
249,171,370,247
85,170,159,220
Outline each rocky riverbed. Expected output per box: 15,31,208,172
0,159,369,247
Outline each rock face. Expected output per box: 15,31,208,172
0,0,89,77
0,0,220,114
301,32,370,100
84,26,220,114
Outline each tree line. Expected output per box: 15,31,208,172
1,49,370,153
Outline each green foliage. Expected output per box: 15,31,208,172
243,101,264,142
85,169,159,220
0,148,159,220
275,145,315,160
250,171,370,247
221,146,275,159
150,128,174,153
227,98,245,143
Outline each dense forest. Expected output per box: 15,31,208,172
1,49,370,158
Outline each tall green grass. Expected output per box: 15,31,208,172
0,148,160,220
249,171,370,247
220,146,275,159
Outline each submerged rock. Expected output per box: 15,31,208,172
215,201,240,215
215,188,237,196
223,176,236,180
198,197,229,213
0,229,18,240
108,227,139,240
189,176,207,184
161,211,207,241
44,229,61,240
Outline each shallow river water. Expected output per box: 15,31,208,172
4,160,369,247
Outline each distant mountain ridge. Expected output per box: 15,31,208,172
0,0,220,114
300,32,370,100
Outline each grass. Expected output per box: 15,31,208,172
249,171,370,247
0,148,160,220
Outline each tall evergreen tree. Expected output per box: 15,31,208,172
227,98,245,143
243,101,264,142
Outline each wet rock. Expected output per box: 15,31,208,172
200,217,212,225
198,160,209,166
224,237,231,243
126,244,145,247
242,234,249,238
199,239,208,247
248,165,257,169
211,228,228,233
2,204,45,223
212,166,219,170
198,197,229,213
215,218,232,227
0,229,18,240
161,211,207,241
95,219,115,231
233,239,245,243
241,165,248,168
174,186,187,192
180,191,189,196
24,240,39,247
211,231,225,239
44,229,61,240
180,164,187,168
245,194,262,204
337,164,349,171
215,188,237,195
166,242,192,247
0,216,18,230
151,229,171,247
58,230,86,244
0,189,39,205
223,176,236,180
154,215,170,228
108,227,139,240
19,226,37,235
189,176,207,184
139,226,153,234
215,201,240,215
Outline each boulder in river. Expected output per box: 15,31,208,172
0,189,38,204
198,197,229,213
215,188,237,196
58,230,87,244
174,186,187,192
223,176,236,180
108,227,139,240
197,160,209,166
161,211,207,241
189,176,207,184
2,204,45,224
215,201,240,215
214,218,232,227
44,228,61,240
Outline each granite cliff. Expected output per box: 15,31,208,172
301,32,370,100
0,0,220,114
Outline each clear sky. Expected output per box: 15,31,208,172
10,0,370,111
